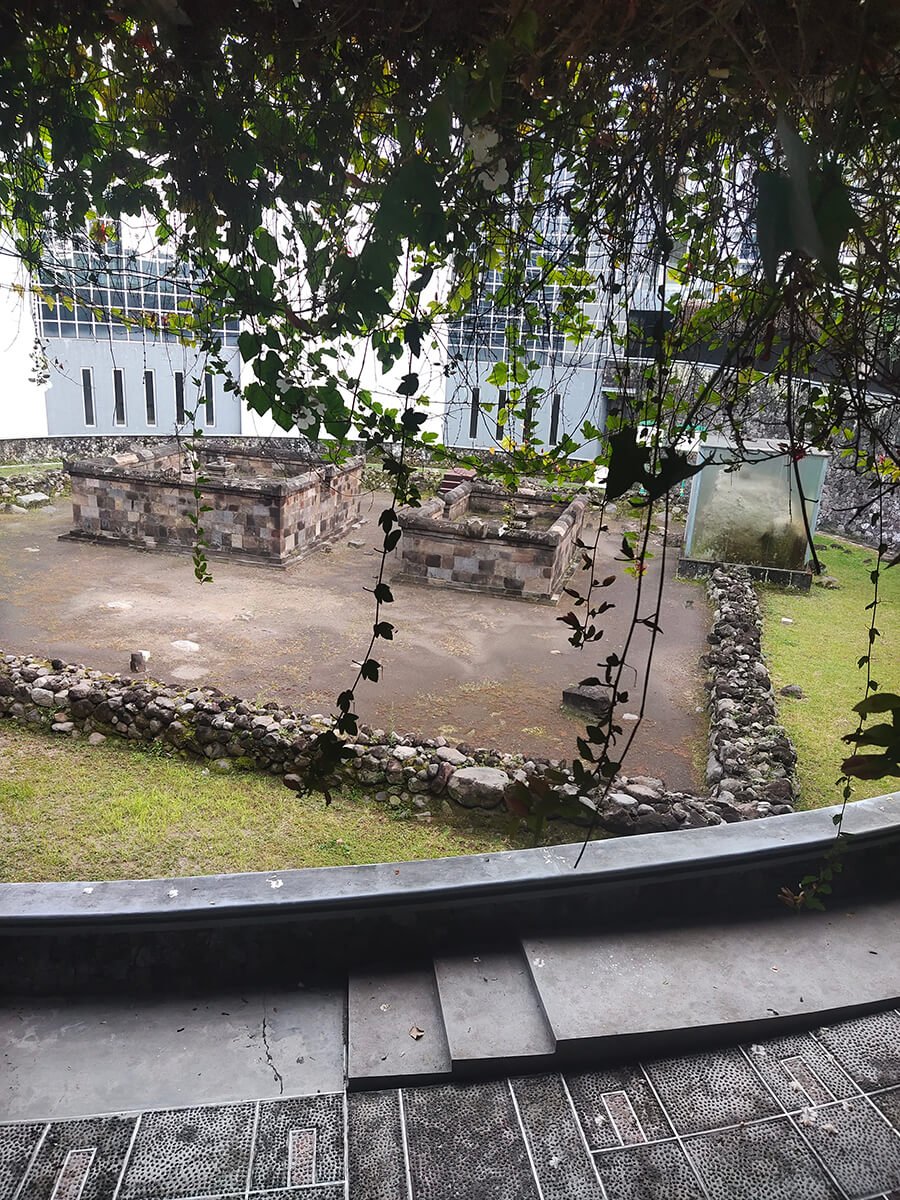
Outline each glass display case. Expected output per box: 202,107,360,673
684,437,829,570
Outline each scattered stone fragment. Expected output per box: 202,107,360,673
434,746,468,766
780,684,804,699
170,639,200,653
561,684,612,718
446,766,510,808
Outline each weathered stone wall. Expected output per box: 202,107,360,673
817,457,900,554
702,565,798,816
1,468,69,512
443,480,472,521
0,650,778,839
395,482,587,601
65,444,362,564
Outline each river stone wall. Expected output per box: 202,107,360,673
816,457,900,555
0,623,795,839
703,565,799,814
1,468,69,512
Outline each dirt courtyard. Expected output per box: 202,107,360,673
0,493,709,791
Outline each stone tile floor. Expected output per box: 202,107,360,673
3,1010,899,1200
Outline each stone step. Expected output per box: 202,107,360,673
433,946,556,1077
522,896,900,1061
0,987,346,1121
347,965,452,1089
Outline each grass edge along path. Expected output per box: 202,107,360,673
0,720,523,883
761,534,900,809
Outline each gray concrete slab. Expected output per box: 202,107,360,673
347,967,451,1088
433,948,555,1074
0,989,344,1121
2,1008,900,1199
523,898,900,1055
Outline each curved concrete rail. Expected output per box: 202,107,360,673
2,793,898,993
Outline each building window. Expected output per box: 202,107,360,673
112,368,126,425
144,370,156,425
496,389,505,440
524,397,535,442
549,392,561,445
81,368,95,427
468,386,480,439
204,373,215,426
175,371,185,424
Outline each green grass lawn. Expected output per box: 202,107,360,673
0,460,63,476
761,536,900,809
0,722,522,882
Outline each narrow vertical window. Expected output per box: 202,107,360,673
144,370,156,425
112,368,126,425
81,368,95,427
204,373,215,426
524,397,535,442
549,392,561,445
175,371,185,424
468,386,480,439
496,389,506,440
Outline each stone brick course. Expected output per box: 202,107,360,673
64,443,362,565
394,481,587,602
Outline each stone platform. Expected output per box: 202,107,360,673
64,444,363,566
2,1008,900,1199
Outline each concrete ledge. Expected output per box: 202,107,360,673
2,793,897,928
678,556,813,590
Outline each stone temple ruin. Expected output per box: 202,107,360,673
64,442,363,566
394,478,587,602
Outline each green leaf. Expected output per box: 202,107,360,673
755,170,794,285
511,7,539,49
487,360,509,387
360,659,381,683
422,95,451,156
403,319,424,357
397,372,419,397
253,227,279,266
605,427,651,500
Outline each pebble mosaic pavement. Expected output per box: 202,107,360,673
3,1010,899,1200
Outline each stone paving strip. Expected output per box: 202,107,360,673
2,1009,899,1199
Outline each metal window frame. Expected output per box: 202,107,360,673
112,367,127,426
81,367,96,427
